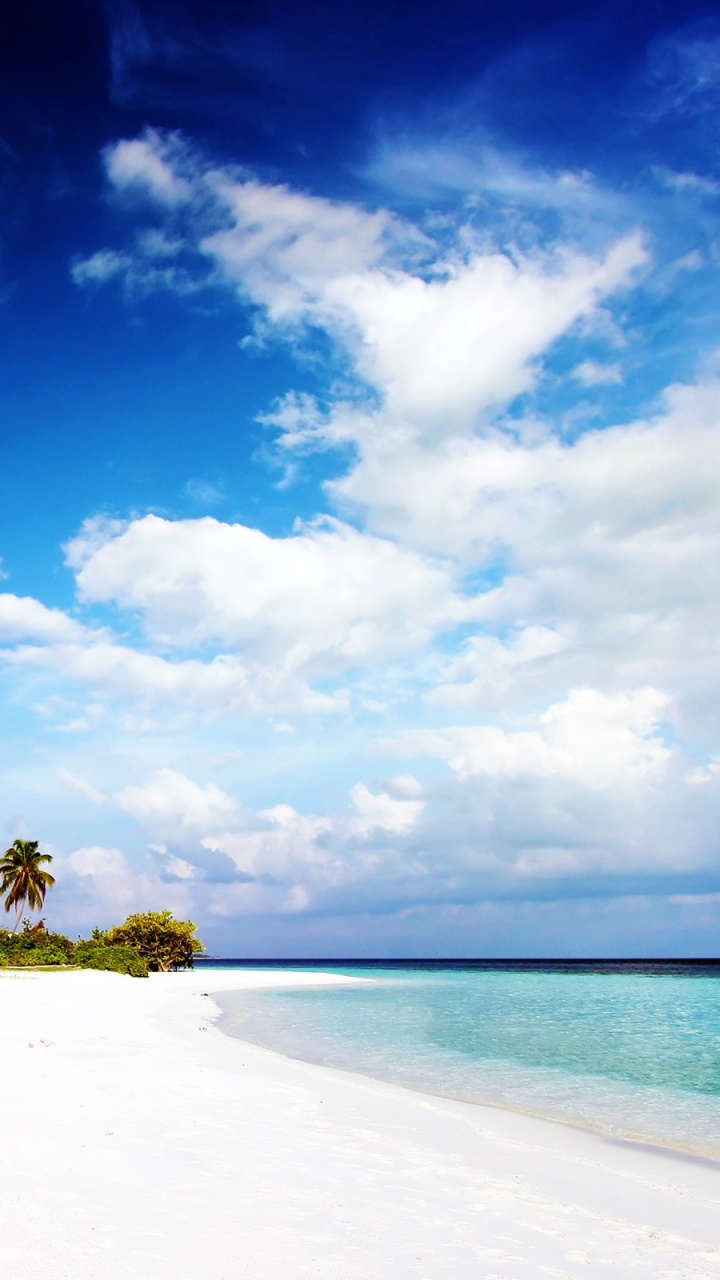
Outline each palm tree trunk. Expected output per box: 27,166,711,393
11,903,24,933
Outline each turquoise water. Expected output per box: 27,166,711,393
213,965,720,1156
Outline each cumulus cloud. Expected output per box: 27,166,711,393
38,132,720,938
0,594,84,644
202,777,427,913
45,763,429,921
69,742,719,926
204,805,332,883
317,236,643,431
346,781,425,835
49,840,195,933
114,768,238,838
199,778,424,883
65,513,470,673
385,688,672,788
322,377,720,748
329,376,720,562
427,626,570,709
68,845,127,877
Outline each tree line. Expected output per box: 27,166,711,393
0,838,204,977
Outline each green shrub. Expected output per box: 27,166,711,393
1,947,72,966
0,926,149,976
93,910,204,971
75,942,149,978
0,927,76,967
0,910,200,976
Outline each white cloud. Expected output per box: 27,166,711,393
68,845,127,877
65,513,470,673
203,170,644,431
205,804,332,882
79,133,645,436
42,135,720,939
572,359,623,386
333,379,720,562
318,236,643,431
202,175,404,320
201,777,426,913
114,768,238,838
50,841,195,933
203,165,644,433
325,378,720,747
6,639,342,716
346,781,425,836
0,594,84,644
386,688,671,788
162,854,198,881
71,245,202,298
185,477,225,505
38,722,720,934
104,132,192,206
71,249,128,287
387,773,425,798
654,167,720,196
204,778,425,885
428,626,569,709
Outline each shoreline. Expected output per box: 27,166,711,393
219,1006,720,1169
1,967,719,1279
212,973,720,1167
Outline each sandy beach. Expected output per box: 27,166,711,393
1,968,719,1280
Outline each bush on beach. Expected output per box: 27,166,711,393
0,837,202,977
0,927,149,976
92,910,204,972
74,941,149,978
0,925,76,968
0,910,202,977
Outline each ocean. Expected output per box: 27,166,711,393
204,960,720,1158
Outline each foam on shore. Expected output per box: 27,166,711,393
1,967,719,1280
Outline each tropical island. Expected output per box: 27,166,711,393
0,838,203,975
1,837,718,1279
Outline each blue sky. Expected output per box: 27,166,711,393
2,0,720,955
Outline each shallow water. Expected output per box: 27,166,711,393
210,962,720,1156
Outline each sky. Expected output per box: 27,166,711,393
2,0,720,956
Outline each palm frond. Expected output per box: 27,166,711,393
0,840,55,927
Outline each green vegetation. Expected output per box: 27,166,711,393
93,910,205,972
74,942,150,978
0,840,56,932
0,838,203,977
0,923,150,976
0,924,76,967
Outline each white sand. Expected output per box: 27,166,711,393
1,968,719,1280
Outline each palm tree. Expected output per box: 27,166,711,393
0,840,55,933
